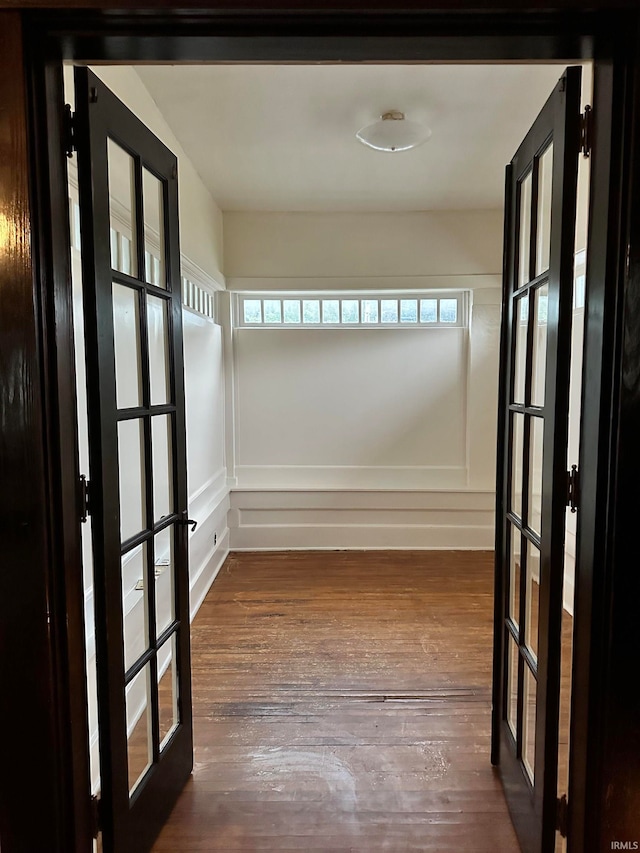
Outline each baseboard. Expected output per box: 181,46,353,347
229,488,495,550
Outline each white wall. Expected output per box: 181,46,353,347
468,289,502,489
234,327,467,489
223,208,502,550
224,209,503,282
228,292,500,550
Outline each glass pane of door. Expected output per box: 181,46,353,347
108,139,138,277
113,283,143,409
154,525,175,636
536,144,554,276
122,544,149,672
126,664,153,795
531,284,549,407
158,633,180,750
518,171,533,288
143,168,166,288
152,414,173,522
118,418,146,542
511,412,525,519
147,294,171,405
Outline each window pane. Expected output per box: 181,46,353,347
143,168,166,288
400,299,418,323
122,543,149,673
303,300,320,324
263,300,282,323
283,299,301,324
513,294,528,405
152,414,173,523
113,283,142,410
526,540,541,662
420,299,437,323
341,299,359,323
118,418,146,542
381,300,398,323
158,633,180,751
361,300,379,323
523,665,537,783
147,294,170,406
511,412,524,519
507,633,519,739
509,528,521,629
108,139,137,277
536,143,553,276
439,298,458,323
126,664,153,796
518,171,532,288
155,526,175,636
243,300,262,323
322,300,340,324
528,416,544,537
531,284,549,407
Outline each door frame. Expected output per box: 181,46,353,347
1,6,636,852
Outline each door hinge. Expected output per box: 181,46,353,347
90,794,102,838
79,474,92,523
580,105,593,157
567,465,580,513
64,103,76,158
556,793,569,838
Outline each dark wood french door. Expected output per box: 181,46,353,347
74,67,193,853
492,66,582,853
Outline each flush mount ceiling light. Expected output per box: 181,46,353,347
355,110,432,153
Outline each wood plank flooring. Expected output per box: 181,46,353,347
151,550,520,852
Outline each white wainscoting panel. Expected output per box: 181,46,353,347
188,469,230,617
229,489,495,551
235,465,467,490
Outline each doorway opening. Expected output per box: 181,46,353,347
64,59,591,853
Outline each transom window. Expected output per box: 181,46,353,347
237,292,467,328
181,276,215,321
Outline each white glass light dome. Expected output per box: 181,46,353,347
356,111,432,153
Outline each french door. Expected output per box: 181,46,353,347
492,67,582,852
74,68,193,852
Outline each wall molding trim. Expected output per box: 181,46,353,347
234,465,468,490
182,255,226,294
189,467,228,516
226,274,501,292
229,488,495,551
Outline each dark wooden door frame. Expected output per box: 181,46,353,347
0,6,636,853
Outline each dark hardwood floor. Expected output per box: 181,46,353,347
151,550,520,852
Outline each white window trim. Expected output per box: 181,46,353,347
235,291,469,329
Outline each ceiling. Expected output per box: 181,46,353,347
136,63,569,212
